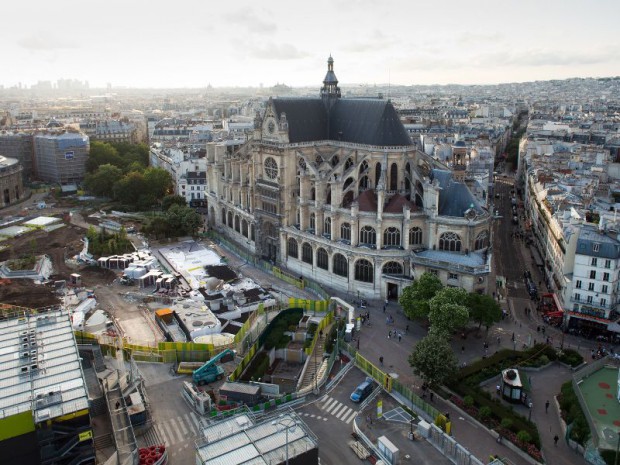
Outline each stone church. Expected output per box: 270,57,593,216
205,57,492,299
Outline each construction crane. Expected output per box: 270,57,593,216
192,349,235,385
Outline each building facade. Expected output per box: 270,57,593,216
206,57,492,299
0,156,23,208
0,132,34,181
33,131,89,184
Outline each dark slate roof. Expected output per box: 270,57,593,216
430,169,484,218
577,227,620,259
271,98,412,146
205,265,237,282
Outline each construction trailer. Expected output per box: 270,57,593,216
192,349,235,386
181,382,212,415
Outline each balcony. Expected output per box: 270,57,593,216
570,297,614,313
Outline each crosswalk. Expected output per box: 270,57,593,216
318,395,358,424
155,411,202,446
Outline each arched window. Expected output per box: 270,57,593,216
359,175,369,190
383,227,401,248
343,177,354,191
341,222,351,242
355,259,374,283
234,215,240,233
439,232,462,252
359,160,368,174
409,227,422,246
296,209,300,227
475,230,489,250
302,243,313,264
221,208,226,224
242,219,248,237
382,261,403,275
309,213,316,232
251,224,256,241
310,188,316,201
324,217,331,237
325,188,331,205
317,248,328,270
227,211,233,227
287,238,298,258
359,226,376,246
331,155,339,167
345,158,354,171
375,163,382,186
333,253,348,277
390,163,398,191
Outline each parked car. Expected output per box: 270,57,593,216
350,378,374,402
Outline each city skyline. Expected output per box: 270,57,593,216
2,0,620,89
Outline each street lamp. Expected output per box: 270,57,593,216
272,415,297,465
528,402,533,422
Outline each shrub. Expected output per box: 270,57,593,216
463,396,474,407
557,349,584,367
517,430,532,444
501,418,513,429
479,406,492,419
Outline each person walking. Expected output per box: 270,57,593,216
553,434,559,446
398,332,402,342
379,356,384,366
545,400,550,413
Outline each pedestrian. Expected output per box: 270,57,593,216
398,333,402,342
461,345,465,353
554,434,559,446
497,336,501,345
405,324,409,334
379,356,384,366
388,331,391,339
545,400,550,413
430,392,434,402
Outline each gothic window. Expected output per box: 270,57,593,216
343,177,354,191
345,157,354,171
409,227,422,246
234,215,240,233
390,163,398,191
355,259,374,283
331,155,339,167
227,211,233,227
383,227,401,248
326,188,331,205
382,261,403,275
333,253,348,277
311,188,316,201
375,163,381,186
287,238,298,258
242,219,248,237
359,175,369,190
264,157,278,179
317,248,328,270
474,231,489,250
359,160,368,174
439,232,462,252
341,223,351,242
302,243,313,264
221,208,226,224
359,226,376,246
324,217,331,237
298,157,307,171
309,213,316,232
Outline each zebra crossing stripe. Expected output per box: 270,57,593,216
177,416,190,436
156,424,171,446
321,397,335,410
188,412,201,431
336,406,351,420
166,418,183,444
325,401,340,414
344,410,358,424
331,404,346,417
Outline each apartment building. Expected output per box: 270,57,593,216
33,131,89,184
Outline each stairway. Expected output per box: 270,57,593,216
298,326,331,392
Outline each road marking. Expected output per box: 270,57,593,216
344,410,358,424
336,406,352,420
323,417,328,421
188,412,201,431
325,400,340,414
166,418,183,444
322,397,336,411
331,404,346,418
310,414,315,418
180,415,194,435
156,424,171,446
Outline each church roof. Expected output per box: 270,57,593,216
358,190,378,212
431,169,484,218
384,193,416,213
271,98,412,147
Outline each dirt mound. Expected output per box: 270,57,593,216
0,280,60,308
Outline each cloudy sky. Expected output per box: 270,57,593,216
2,0,619,88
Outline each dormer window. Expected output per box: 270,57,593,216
593,243,600,252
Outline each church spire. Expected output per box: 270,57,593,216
321,55,341,108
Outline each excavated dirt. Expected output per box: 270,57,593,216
0,222,117,308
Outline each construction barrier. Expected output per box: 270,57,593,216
288,298,329,313
228,341,259,382
304,311,334,356
233,304,264,345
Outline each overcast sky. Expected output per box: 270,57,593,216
2,0,619,89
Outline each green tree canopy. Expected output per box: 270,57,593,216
409,331,458,388
165,204,202,236
83,164,123,197
429,287,468,313
162,194,187,211
399,272,443,320
143,167,173,202
113,171,146,206
428,302,470,335
86,141,123,173
466,293,503,329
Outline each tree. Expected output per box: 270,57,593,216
162,194,187,211
429,287,468,313
165,204,202,236
466,293,502,329
399,272,443,320
428,303,470,335
408,331,458,388
143,167,173,203
113,171,146,207
86,141,123,173
83,164,123,197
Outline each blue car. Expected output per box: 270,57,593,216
350,378,373,402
